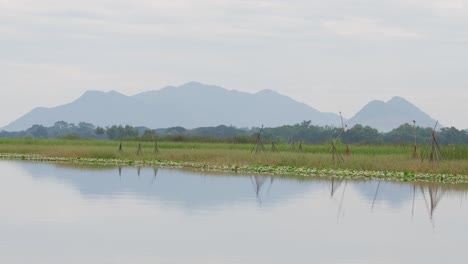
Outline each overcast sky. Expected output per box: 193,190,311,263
1,0,467,129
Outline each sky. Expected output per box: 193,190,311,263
1,0,468,129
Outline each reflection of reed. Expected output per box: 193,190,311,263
420,185,445,220
250,176,266,198
150,168,159,185
337,180,347,221
116,166,160,185
267,177,275,194
366,181,468,221
371,181,381,211
407,182,462,226
250,176,274,205
329,178,347,221
411,185,416,219
330,178,343,198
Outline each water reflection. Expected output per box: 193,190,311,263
151,167,158,185
329,178,344,198
119,166,159,185
15,163,468,216
2,161,468,263
249,175,275,205
14,161,468,219
417,184,446,226
328,178,348,221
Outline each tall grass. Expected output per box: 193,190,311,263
0,138,467,175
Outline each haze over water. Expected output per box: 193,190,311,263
1,160,467,264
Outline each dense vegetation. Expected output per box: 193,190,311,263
1,120,467,145
0,138,467,181
1,121,466,181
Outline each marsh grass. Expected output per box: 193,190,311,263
0,138,467,176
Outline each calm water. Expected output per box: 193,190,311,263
1,161,468,264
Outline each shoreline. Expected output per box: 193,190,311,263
2,153,468,184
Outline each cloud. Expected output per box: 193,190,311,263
321,17,423,39
0,0,302,43
0,0,467,128
433,0,466,9
405,0,466,10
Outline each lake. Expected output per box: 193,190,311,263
1,160,467,264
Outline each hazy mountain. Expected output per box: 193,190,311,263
2,82,341,131
348,96,439,132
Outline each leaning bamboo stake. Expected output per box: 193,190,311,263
340,112,351,157
421,121,443,163
151,135,159,154
412,120,418,159
331,141,344,163
251,125,265,154
345,145,351,157
330,112,346,164
289,137,296,150
137,143,142,156
154,142,159,154
271,142,278,152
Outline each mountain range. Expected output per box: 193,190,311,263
1,82,439,132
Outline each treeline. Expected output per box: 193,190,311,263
0,120,467,145
0,121,107,140
263,121,468,145
0,121,253,142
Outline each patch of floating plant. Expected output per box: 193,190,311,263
1,153,468,184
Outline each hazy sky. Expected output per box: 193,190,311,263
1,0,468,129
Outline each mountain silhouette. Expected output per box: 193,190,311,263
2,83,440,132
2,82,341,131
348,96,439,132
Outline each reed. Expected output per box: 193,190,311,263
0,138,467,177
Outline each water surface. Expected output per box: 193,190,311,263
1,161,467,264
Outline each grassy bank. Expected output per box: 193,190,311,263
0,138,467,183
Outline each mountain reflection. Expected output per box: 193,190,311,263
14,161,468,219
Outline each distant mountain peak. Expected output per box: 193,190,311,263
389,95,405,101
179,81,226,90
180,81,205,87
387,96,411,104
349,96,438,132
255,89,279,95
80,90,124,97
76,90,127,105
366,99,385,106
